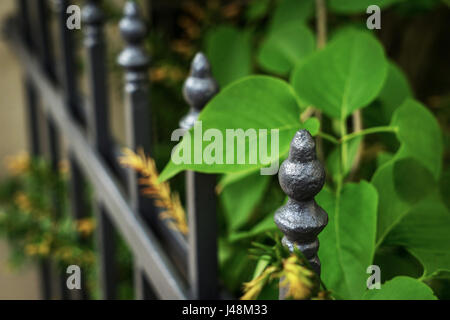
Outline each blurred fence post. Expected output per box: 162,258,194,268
274,130,328,299
118,0,157,300
55,0,89,299
82,0,118,300
180,52,219,299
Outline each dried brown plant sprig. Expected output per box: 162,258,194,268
119,148,188,235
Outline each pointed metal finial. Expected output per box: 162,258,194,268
117,1,149,71
180,52,219,130
82,0,104,47
274,130,328,279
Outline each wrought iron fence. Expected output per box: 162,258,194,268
4,0,327,300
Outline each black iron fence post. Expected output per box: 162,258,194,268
17,0,53,301
274,130,328,299
55,0,88,299
180,52,219,299
118,1,156,300
82,0,118,300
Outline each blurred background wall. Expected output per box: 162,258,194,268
0,0,40,299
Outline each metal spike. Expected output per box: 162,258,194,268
180,52,219,130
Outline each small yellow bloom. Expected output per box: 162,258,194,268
280,255,317,300
5,152,30,175
14,192,33,213
241,266,278,300
58,159,69,175
25,244,39,256
77,218,96,236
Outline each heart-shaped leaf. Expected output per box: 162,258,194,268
257,23,315,76
291,29,388,119
391,99,443,179
160,76,303,181
221,171,271,231
318,181,378,299
384,193,450,278
205,25,252,87
269,0,314,32
363,276,436,300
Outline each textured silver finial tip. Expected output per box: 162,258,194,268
119,1,146,45
289,129,316,162
274,129,328,278
82,1,103,26
190,52,212,78
117,1,149,70
182,52,219,114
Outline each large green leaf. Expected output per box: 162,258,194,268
326,137,362,182
391,99,443,179
228,212,278,243
257,23,315,76
160,76,303,181
329,0,403,14
363,276,436,300
270,0,314,32
378,62,413,120
246,0,271,21
220,171,271,231
383,193,450,278
372,158,436,244
291,29,387,119
318,182,378,299
205,25,252,87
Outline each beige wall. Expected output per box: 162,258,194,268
0,0,40,299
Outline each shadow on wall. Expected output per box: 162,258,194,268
0,0,40,300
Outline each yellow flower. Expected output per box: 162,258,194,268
77,218,96,236
241,266,278,300
25,244,39,256
14,192,33,213
119,148,188,235
58,159,69,175
5,152,30,175
280,255,317,300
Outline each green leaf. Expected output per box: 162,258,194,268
329,0,403,14
326,137,362,182
318,182,378,299
363,276,436,300
221,172,271,231
160,76,302,181
372,158,436,244
229,213,278,242
246,0,271,21
392,99,443,179
257,23,315,76
376,152,394,168
384,193,450,278
291,29,387,119
378,62,413,121
270,0,314,32
205,25,252,87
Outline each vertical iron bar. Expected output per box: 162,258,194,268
82,0,117,299
18,0,52,300
118,1,156,300
180,53,219,299
55,0,88,299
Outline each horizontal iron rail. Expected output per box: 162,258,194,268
10,33,188,300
